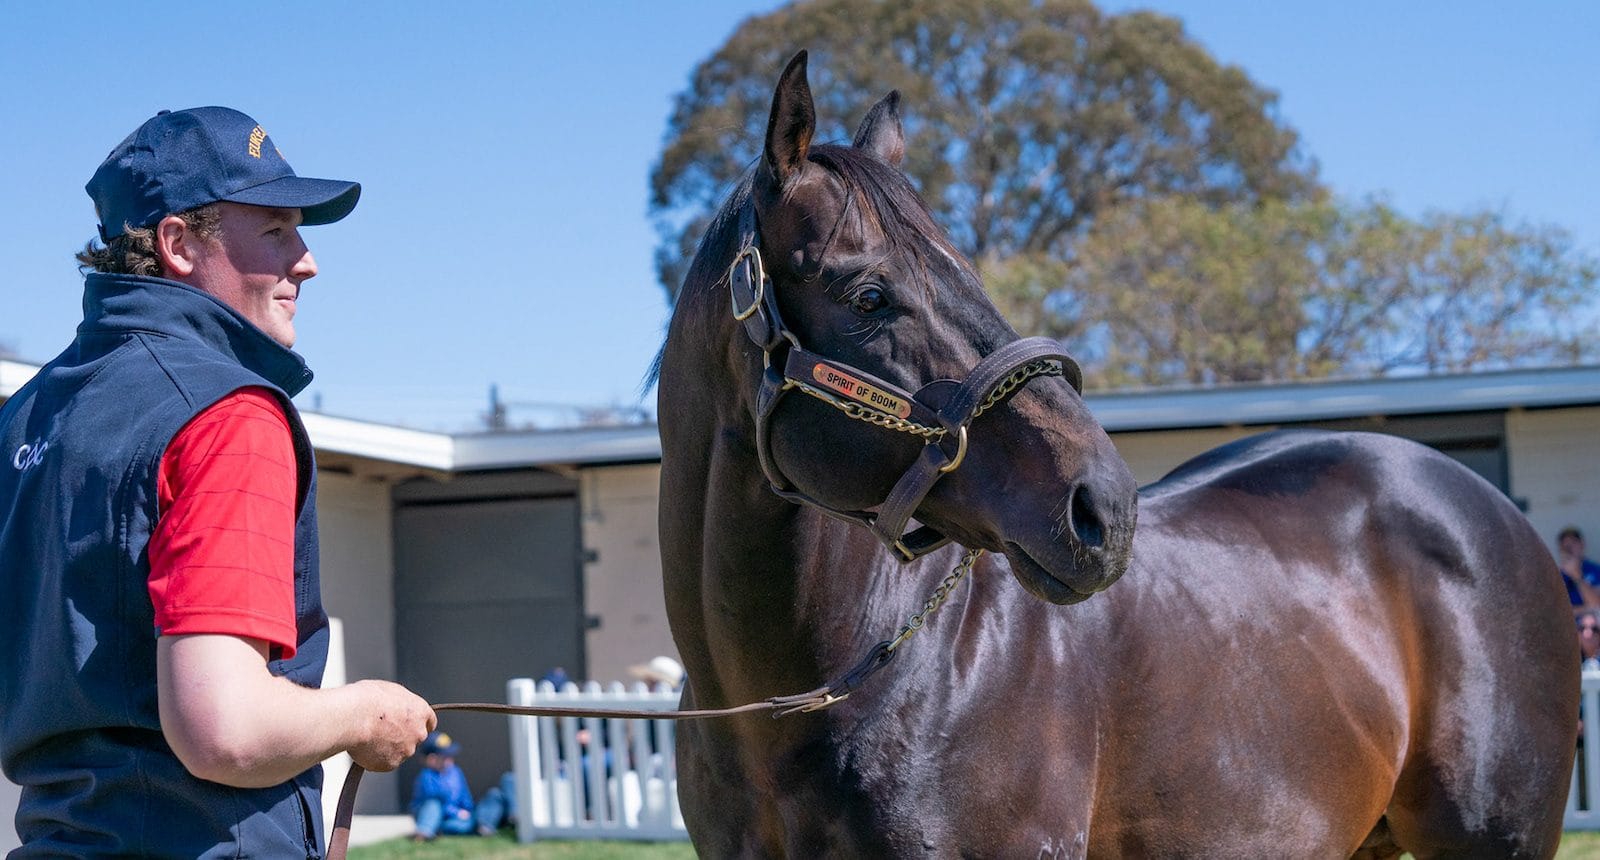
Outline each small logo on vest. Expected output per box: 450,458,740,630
12,440,49,472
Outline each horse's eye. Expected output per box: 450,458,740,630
850,285,889,315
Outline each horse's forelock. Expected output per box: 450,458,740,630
649,168,756,393
806,145,978,299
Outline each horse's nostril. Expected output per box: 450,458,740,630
1070,486,1105,549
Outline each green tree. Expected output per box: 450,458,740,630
650,0,1318,301
1052,197,1599,387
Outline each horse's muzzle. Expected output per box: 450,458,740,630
1003,469,1137,605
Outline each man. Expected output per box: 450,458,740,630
1560,526,1600,618
409,731,475,841
1581,612,1600,672
0,107,435,857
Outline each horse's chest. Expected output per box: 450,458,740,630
746,757,1091,858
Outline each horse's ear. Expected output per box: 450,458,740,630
762,50,815,189
852,91,904,168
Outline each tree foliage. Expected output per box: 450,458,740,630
651,0,1317,300
652,0,1598,384
1043,198,1600,387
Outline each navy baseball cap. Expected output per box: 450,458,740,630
86,106,360,241
420,731,461,757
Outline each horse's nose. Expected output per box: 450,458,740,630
1069,484,1106,550
1068,460,1137,562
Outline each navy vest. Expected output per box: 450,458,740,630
0,273,330,858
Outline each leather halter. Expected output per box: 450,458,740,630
728,202,1083,560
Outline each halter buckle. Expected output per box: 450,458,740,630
937,425,969,474
794,692,849,713
729,246,766,322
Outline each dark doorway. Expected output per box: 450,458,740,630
392,470,583,806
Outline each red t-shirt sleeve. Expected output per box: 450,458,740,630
148,387,299,658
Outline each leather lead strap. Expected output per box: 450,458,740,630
325,641,900,859
327,699,786,859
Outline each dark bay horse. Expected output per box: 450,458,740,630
656,51,1577,858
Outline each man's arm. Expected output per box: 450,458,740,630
157,633,434,787
150,389,434,787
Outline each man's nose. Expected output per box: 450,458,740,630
292,235,318,280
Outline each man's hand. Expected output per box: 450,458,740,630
345,680,435,772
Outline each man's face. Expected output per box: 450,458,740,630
186,203,317,348
1563,534,1586,560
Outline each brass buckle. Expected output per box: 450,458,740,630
795,692,849,713
937,425,969,474
729,246,766,321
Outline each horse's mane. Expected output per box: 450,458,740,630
642,166,755,394
644,143,978,392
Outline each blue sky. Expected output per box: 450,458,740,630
3,2,1595,431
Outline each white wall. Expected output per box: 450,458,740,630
0,772,17,852
1509,406,1600,559
313,469,401,813
579,464,678,682
1109,426,1260,487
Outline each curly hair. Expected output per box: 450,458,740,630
75,204,222,277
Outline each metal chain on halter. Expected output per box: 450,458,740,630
786,359,1063,440
971,360,1063,421
888,547,984,652
789,380,947,438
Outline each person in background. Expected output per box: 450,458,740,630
1579,610,1600,804
0,106,433,857
1559,526,1600,619
629,655,687,690
411,731,476,841
474,772,519,836
1582,612,1600,673
540,666,572,689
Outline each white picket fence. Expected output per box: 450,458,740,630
1567,670,1600,829
505,678,689,842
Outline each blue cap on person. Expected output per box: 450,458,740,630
85,106,361,242
419,731,460,758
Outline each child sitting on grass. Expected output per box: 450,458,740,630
410,731,516,840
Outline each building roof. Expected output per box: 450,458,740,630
1088,364,1600,432
7,358,1600,471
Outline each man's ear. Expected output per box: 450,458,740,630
155,215,202,278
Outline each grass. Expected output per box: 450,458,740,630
348,831,695,859
350,830,1600,858
1563,830,1600,860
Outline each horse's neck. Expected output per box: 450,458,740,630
660,407,915,708
657,284,933,709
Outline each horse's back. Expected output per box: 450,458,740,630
1145,428,1557,594
1099,429,1574,858
1144,429,1568,622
